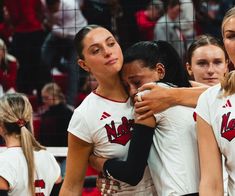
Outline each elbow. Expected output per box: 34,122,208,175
199,179,223,196
124,169,145,186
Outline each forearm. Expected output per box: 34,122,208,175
173,86,208,107
60,133,93,195
103,124,154,186
59,184,83,196
199,181,223,196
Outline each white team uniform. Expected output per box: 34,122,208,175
0,147,60,196
195,84,235,196
146,83,200,196
68,92,156,195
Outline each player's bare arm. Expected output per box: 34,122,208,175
135,83,208,120
59,133,93,196
197,115,223,196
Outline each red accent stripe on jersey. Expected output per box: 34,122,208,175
100,112,111,120
193,112,197,122
93,91,129,103
103,112,110,117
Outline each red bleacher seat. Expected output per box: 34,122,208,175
33,117,41,140
52,73,68,95
27,94,39,112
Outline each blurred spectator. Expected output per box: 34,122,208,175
195,0,235,39
154,0,186,60
39,82,73,177
75,73,98,106
0,38,18,93
179,0,195,46
117,0,149,49
39,82,73,147
0,5,14,48
82,0,113,30
41,0,87,106
4,0,46,96
135,1,163,41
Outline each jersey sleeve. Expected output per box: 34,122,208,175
47,152,61,183
0,158,17,190
67,108,92,143
195,89,211,125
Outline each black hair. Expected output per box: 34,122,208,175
73,24,101,59
46,0,60,6
123,40,191,87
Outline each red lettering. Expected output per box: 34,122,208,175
221,112,231,134
105,117,134,145
35,179,45,196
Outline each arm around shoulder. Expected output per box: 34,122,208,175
135,83,208,120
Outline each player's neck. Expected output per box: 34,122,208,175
4,135,21,148
95,85,128,101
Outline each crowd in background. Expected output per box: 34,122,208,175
0,0,235,106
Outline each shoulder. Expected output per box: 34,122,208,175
34,150,58,164
200,83,222,100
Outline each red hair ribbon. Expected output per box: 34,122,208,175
16,119,26,128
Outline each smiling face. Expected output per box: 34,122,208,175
187,44,228,86
78,27,123,82
121,60,165,100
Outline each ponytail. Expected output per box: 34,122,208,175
0,93,46,195
20,121,46,195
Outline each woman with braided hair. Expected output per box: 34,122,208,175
0,93,61,196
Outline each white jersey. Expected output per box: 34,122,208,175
147,83,199,196
195,84,235,196
68,92,156,195
0,147,60,196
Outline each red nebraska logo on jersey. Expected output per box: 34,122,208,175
221,112,235,141
105,116,134,145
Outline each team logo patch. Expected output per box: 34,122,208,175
100,112,111,120
222,99,232,108
105,116,134,145
221,112,235,141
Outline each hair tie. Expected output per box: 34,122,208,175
16,119,26,128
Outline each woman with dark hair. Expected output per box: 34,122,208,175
59,24,157,195
91,40,199,196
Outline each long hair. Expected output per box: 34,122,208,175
221,7,235,96
221,70,235,97
221,6,235,37
123,40,191,87
0,93,45,195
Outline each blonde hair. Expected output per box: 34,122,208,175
0,93,45,195
41,82,65,104
221,7,235,96
221,6,235,37
221,70,235,97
